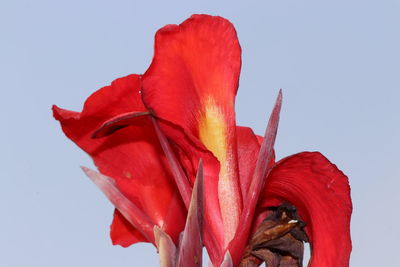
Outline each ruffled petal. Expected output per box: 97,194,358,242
260,152,352,267
142,13,242,244
53,74,186,244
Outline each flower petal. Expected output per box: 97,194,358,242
142,14,241,135
236,126,261,203
142,13,242,245
53,74,186,244
260,152,352,267
110,209,147,247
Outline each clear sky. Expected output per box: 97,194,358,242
1,1,399,266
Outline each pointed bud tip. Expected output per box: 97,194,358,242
276,89,283,108
80,165,89,172
80,166,95,178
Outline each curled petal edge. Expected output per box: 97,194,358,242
261,152,352,267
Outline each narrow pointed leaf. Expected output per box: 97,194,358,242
154,226,177,267
236,126,264,203
152,116,192,208
82,167,155,243
228,90,282,265
176,160,204,267
92,111,150,138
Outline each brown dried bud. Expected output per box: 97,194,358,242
239,203,308,267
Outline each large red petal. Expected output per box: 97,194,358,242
53,74,186,244
142,14,242,245
82,74,146,116
142,14,241,136
260,152,352,267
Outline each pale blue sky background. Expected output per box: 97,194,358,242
1,1,399,266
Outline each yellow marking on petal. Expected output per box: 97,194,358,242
199,103,228,167
198,98,240,244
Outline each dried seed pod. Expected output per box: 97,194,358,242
240,203,308,267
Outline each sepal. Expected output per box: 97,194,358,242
228,90,282,265
154,226,177,267
176,160,204,267
81,167,154,243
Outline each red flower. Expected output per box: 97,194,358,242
53,14,352,267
